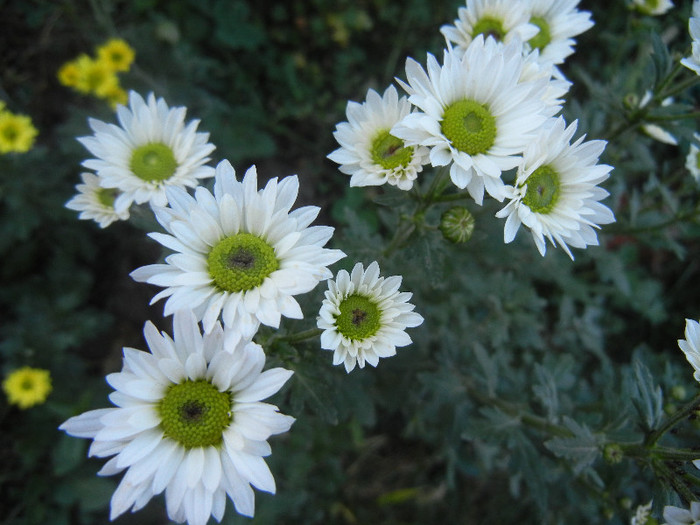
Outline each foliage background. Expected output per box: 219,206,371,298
2,0,700,523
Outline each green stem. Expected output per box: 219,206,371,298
606,207,700,236
655,60,686,99
646,392,700,446
646,110,700,122
275,328,323,345
654,459,698,503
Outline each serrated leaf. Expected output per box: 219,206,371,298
543,417,601,475
631,359,664,431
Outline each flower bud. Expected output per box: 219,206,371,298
439,206,475,244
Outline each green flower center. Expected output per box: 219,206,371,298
21,379,34,391
2,125,19,142
528,16,552,50
158,380,232,449
208,232,279,293
441,99,497,155
130,142,178,182
96,188,118,208
522,164,561,213
370,130,414,170
335,294,381,341
472,16,506,41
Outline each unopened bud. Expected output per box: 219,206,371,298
439,206,475,244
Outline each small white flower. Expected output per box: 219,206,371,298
631,500,653,525
663,502,700,525
65,172,130,228
632,0,674,16
317,261,424,373
686,133,700,181
678,318,700,383
441,0,539,52
328,85,429,191
130,160,345,344
59,310,295,524
392,38,550,204
526,0,594,67
496,117,615,260
78,91,215,212
681,1,700,75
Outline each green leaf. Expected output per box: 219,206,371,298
544,417,601,475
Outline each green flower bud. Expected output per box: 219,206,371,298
603,443,623,464
440,206,475,244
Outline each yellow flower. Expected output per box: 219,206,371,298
0,111,38,154
74,54,119,97
3,367,52,409
57,60,81,87
96,38,135,72
98,83,129,109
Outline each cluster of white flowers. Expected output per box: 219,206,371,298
329,0,615,260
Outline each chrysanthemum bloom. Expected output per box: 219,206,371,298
681,1,700,75
96,38,135,72
663,502,700,525
131,160,345,343
392,38,549,204
678,318,700,382
59,310,295,524
686,133,700,181
496,117,615,259
57,60,81,87
440,0,538,51
73,54,120,98
78,91,215,213
3,367,52,409
327,85,429,191
632,0,674,16
0,111,38,154
317,261,424,373
99,84,129,110
65,172,130,228
525,0,594,67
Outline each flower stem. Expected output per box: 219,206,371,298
646,392,700,446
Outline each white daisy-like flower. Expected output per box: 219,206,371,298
392,37,550,204
130,159,345,343
663,502,700,525
65,172,130,228
681,1,700,75
495,116,615,260
78,91,216,213
327,85,429,191
440,0,538,52
59,310,295,525
317,261,424,373
678,318,700,383
520,48,571,115
526,0,594,67
686,133,700,181
632,0,674,16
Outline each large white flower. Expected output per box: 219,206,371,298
440,0,538,51
678,318,700,383
59,310,295,525
65,172,130,228
526,0,594,67
496,117,615,260
78,91,216,212
317,261,424,373
392,37,550,204
327,85,429,191
131,160,345,343
681,1,700,75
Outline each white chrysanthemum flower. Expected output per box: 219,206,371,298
327,85,429,191
526,0,594,67
520,48,571,115
317,261,424,373
686,133,700,181
639,91,678,145
131,160,345,343
78,91,216,213
632,0,674,16
663,502,700,525
678,318,700,383
681,1,700,75
441,0,538,52
59,310,295,525
392,37,550,204
65,172,130,228
495,117,615,260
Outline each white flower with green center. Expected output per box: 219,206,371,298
663,501,700,525
440,0,538,52
682,1,700,75
632,0,674,16
526,0,594,67
59,310,295,524
130,160,345,343
392,38,550,204
317,261,424,373
78,91,215,213
496,117,615,259
65,172,130,228
686,133,700,181
327,85,429,191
